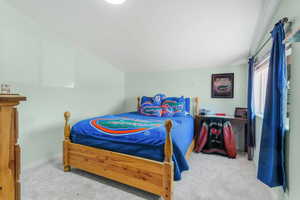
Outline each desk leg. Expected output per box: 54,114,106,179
245,123,254,161
244,124,248,153
248,147,254,161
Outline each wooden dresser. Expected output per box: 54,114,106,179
0,95,26,200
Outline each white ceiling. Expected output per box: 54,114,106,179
7,0,268,72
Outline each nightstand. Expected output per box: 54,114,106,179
0,95,26,200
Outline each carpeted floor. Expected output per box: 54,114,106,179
22,153,274,200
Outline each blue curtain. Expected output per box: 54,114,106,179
257,21,287,189
247,57,256,151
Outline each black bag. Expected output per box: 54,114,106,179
196,119,237,158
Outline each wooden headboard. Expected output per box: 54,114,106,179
137,96,200,116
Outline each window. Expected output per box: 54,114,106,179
253,60,269,115
253,48,291,116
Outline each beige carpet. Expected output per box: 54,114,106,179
22,153,274,200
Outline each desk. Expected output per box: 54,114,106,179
195,115,252,160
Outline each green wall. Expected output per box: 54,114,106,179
125,65,247,115
0,0,125,169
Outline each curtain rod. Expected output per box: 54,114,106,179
253,17,289,59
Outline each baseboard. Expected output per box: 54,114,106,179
270,186,286,200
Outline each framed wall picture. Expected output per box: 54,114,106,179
234,107,248,119
211,73,234,98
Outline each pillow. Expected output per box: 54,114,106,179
139,96,152,112
140,102,162,117
161,96,186,117
141,96,152,105
141,94,166,105
161,104,175,117
152,93,166,105
185,97,190,113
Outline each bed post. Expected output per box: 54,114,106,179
137,96,140,111
63,111,71,172
194,97,200,116
163,120,174,200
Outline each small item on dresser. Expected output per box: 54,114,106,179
1,84,11,94
200,108,208,115
215,113,226,116
234,107,248,119
199,108,214,116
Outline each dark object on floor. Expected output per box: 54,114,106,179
195,119,237,158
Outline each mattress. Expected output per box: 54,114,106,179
70,112,194,180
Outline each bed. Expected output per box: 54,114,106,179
63,97,199,200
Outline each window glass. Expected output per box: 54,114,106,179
253,49,290,116
254,61,269,115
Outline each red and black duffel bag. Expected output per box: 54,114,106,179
195,120,237,158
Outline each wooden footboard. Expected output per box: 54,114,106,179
63,112,174,200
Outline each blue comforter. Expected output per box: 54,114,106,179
70,112,194,180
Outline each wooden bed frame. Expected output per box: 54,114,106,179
63,97,199,200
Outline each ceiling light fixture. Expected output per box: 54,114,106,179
104,0,126,5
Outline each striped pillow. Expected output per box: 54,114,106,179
140,102,163,117
161,104,175,117
161,96,186,117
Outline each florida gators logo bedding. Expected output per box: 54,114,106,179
90,117,164,136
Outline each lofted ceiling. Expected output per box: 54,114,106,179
6,0,269,72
